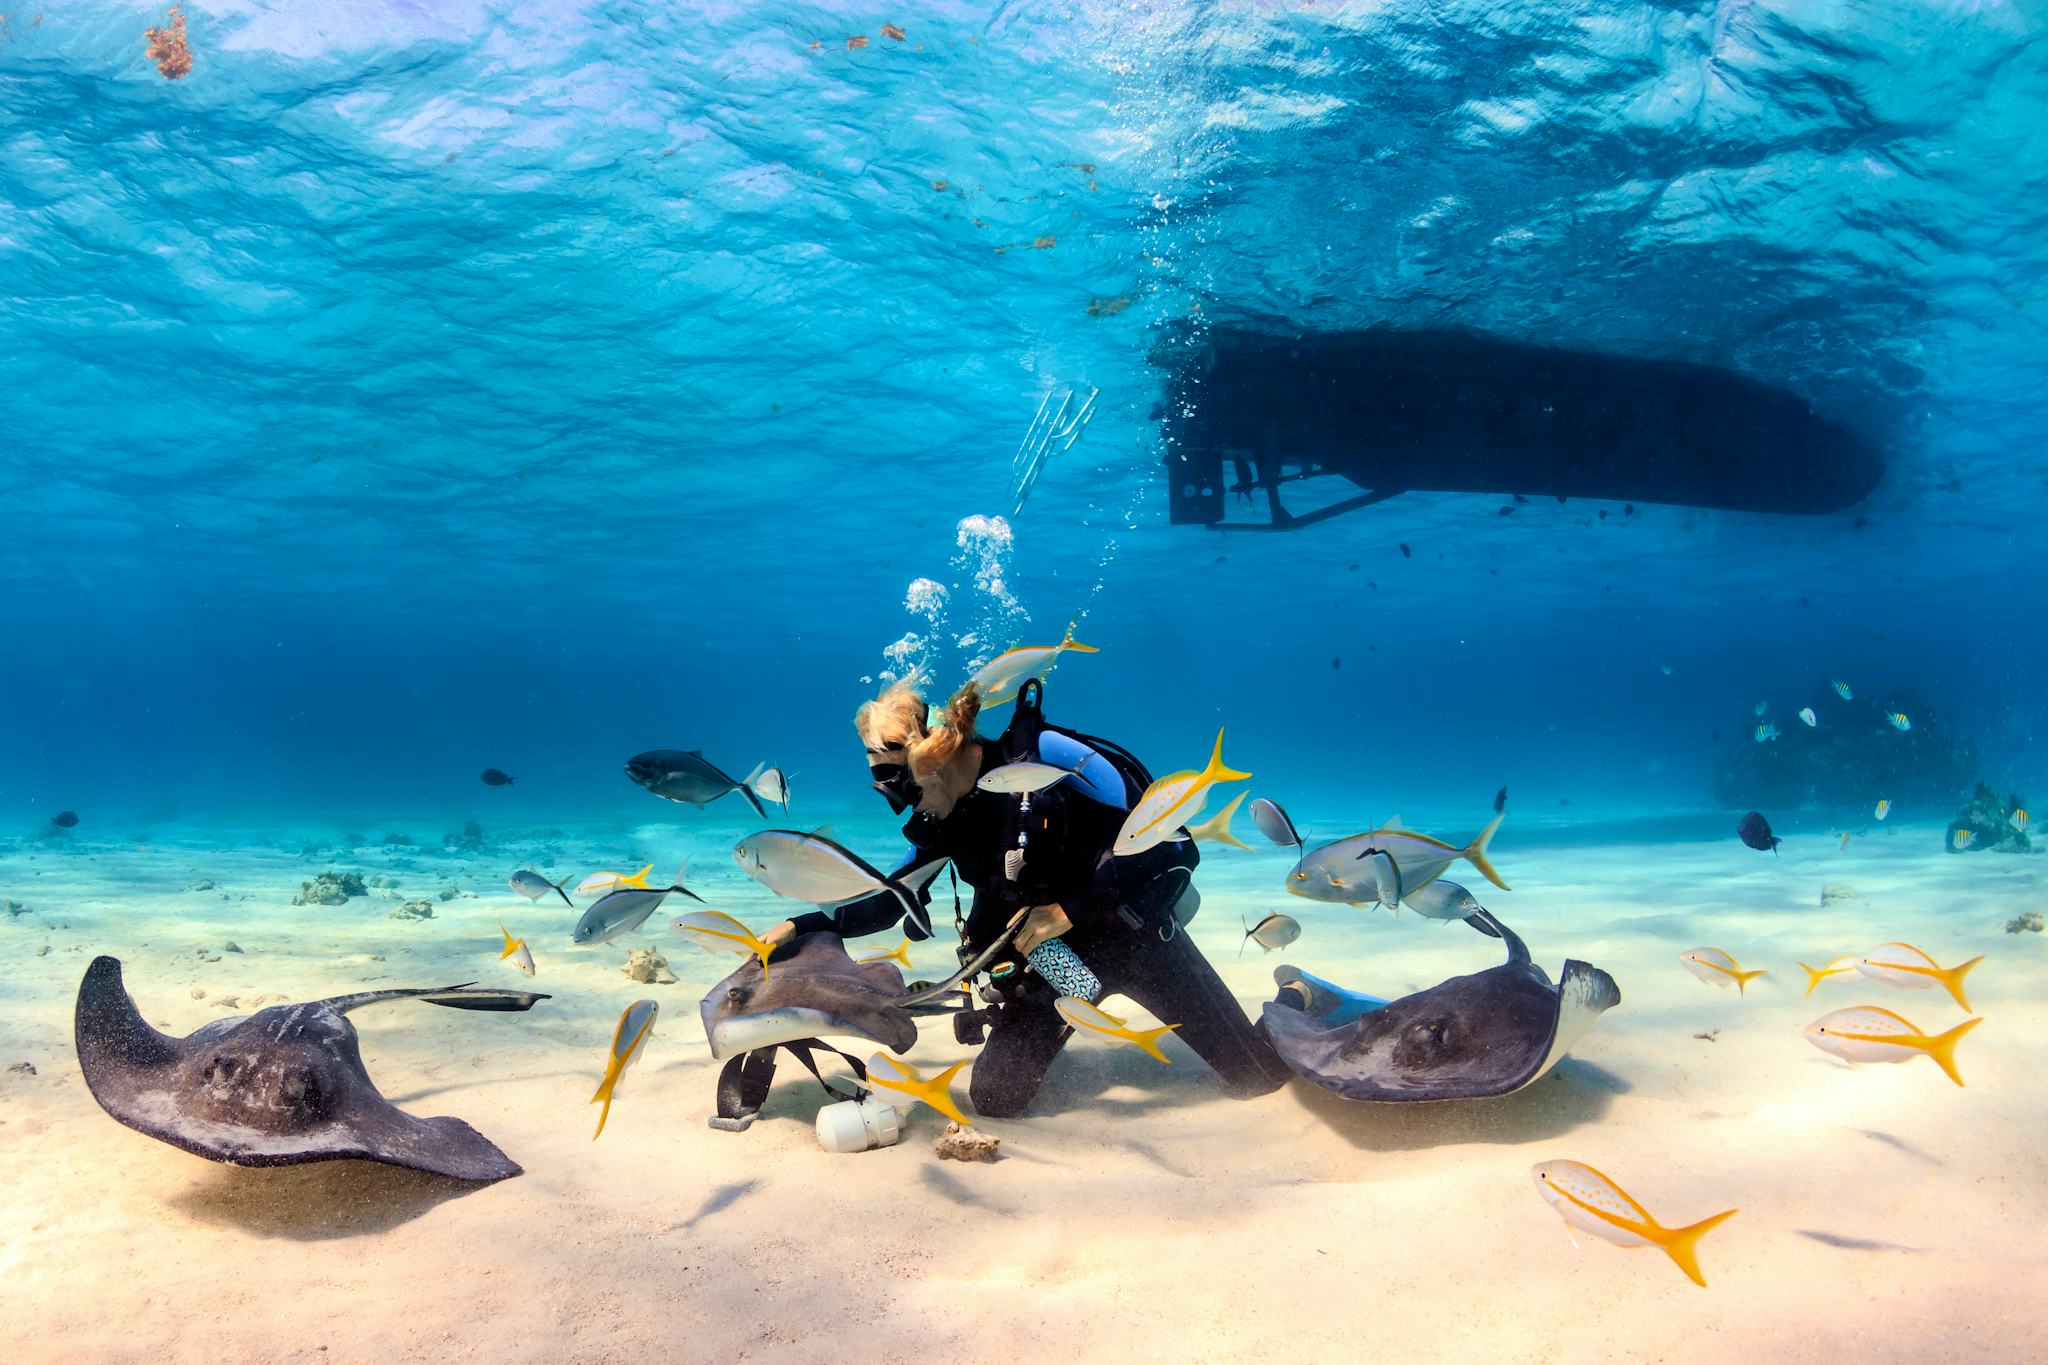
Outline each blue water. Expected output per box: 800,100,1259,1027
4,0,2045,834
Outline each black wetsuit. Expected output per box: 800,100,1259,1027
788,743,1291,1117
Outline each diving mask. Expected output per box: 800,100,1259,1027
870,762,922,815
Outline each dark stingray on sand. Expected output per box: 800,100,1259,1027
1258,912,1619,1102
75,956,548,1182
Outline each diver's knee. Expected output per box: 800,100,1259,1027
969,1070,1037,1119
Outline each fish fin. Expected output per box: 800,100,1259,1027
1657,1208,1737,1288
1131,1022,1182,1064
1798,962,1832,997
627,863,654,889
1939,956,1984,1012
591,1087,615,1140
809,824,835,839
498,923,519,960
1733,967,1768,998
1060,640,1100,654
1463,811,1510,890
1200,728,1252,786
1923,1017,1981,1087
742,761,766,785
1188,792,1253,850
1384,814,1405,829
551,880,574,908
737,780,767,819
916,1060,974,1124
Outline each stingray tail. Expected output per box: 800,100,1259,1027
1464,810,1510,890
1656,1208,1738,1288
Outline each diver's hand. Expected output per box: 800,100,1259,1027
1012,903,1072,956
761,920,799,948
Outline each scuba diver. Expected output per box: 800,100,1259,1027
758,678,1291,1118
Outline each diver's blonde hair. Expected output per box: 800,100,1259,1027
856,678,982,781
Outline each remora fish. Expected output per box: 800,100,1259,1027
732,830,950,937
625,749,768,817
571,863,704,945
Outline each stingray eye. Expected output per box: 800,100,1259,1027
727,988,745,1003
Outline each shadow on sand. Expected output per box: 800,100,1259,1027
1288,1057,1629,1152
165,1160,486,1240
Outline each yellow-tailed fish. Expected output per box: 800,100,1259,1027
968,622,1100,705
1805,1006,1980,1086
576,864,654,896
497,922,535,978
1186,790,1254,851
1531,1161,1737,1288
1679,947,1768,997
865,1053,971,1124
1113,729,1250,857
1874,798,1891,821
670,910,776,982
1951,828,1975,851
591,999,658,1139
1798,954,1859,996
1832,679,1852,699
1888,711,1912,731
1854,942,1983,1010
857,938,914,970
1055,995,1180,1062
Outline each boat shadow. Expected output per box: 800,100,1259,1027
1288,1057,1630,1151
164,1160,486,1240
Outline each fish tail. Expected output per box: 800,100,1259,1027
1463,810,1511,890
737,780,768,819
498,923,519,960
753,938,774,984
591,1090,614,1140
1938,956,1984,1012
1201,728,1252,786
1733,967,1769,998
1923,1016,1981,1087
626,863,654,889
914,1060,973,1124
1656,1208,1737,1288
671,861,706,903
1797,962,1833,997
551,879,574,908
1058,614,1098,653
1131,1022,1182,1064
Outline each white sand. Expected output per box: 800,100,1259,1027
2,816,2043,1363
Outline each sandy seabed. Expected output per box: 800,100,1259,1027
1,811,2042,1364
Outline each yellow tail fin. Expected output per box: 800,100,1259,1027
1923,1016,1982,1087
904,1060,972,1125
1938,955,1984,1012
1798,962,1834,996
590,1065,620,1140
498,923,519,960
1733,967,1769,998
624,863,654,889
1656,1208,1738,1288
1130,1022,1183,1064
1201,729,1252,786
1463,811,1511,890
1189,791,1254,850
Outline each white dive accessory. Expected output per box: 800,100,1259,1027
815,1093,904,1154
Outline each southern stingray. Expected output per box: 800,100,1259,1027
75,956,548,1182
700,932,924,1061
1258,912,1620,1101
